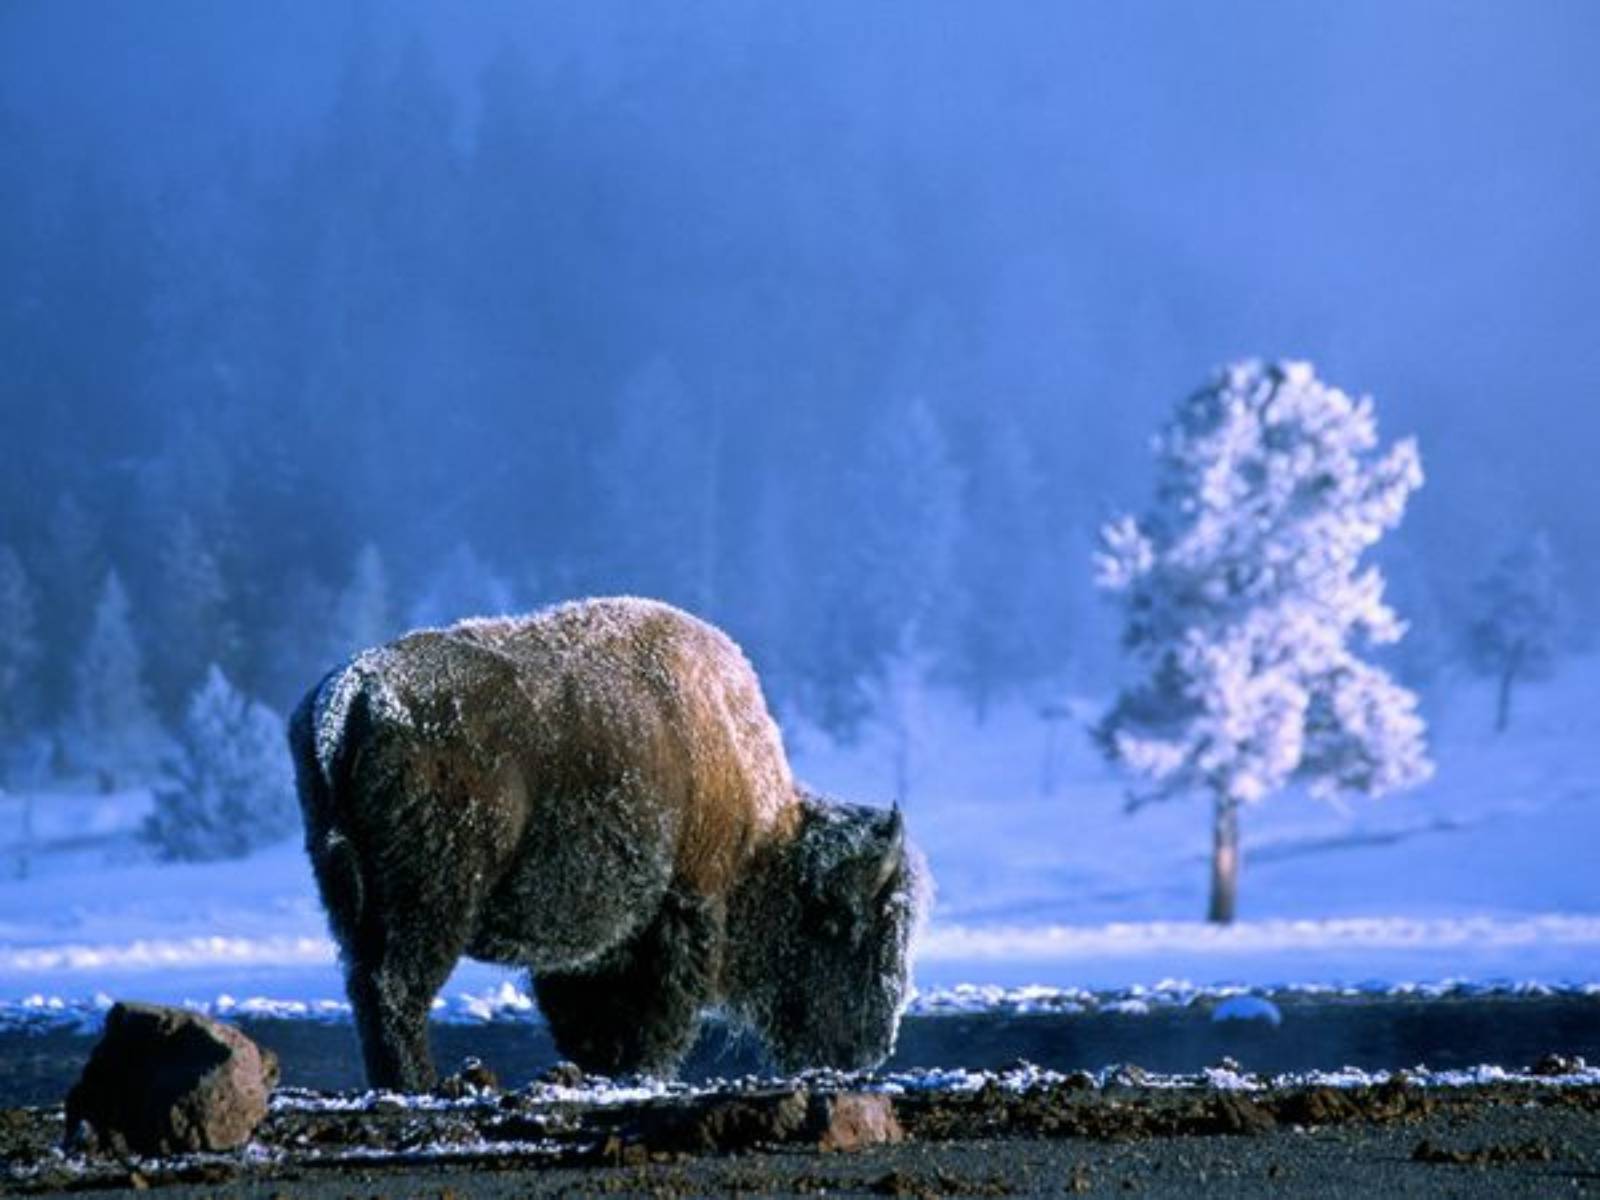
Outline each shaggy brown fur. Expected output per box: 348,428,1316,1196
289,597,925,1091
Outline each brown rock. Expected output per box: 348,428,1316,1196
1278,1085,1358,1126
809,1092,905,1152
435,1056,500,1098
64,1002,279,1156
626,1088,903,1157
646,1088,811,1154
1198,1092,1276,1135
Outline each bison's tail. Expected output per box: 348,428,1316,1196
288,668,368,950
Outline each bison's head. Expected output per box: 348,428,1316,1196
731,793,928,1074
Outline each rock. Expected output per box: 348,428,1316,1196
1530,1052,1587,1077
64,1002,279,1156
1105,1063,1149,1087
435,1056,499,1098
624,1089,903,1157
1193,1093,1276,1136
809,1092,904,1152
537,1061,586,1088
640,1088,811,1155
1278,1085,1358,1126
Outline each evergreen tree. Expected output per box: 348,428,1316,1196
69,570,160,782
328,543,394,660
597,359,718,612
809,395,961,777
257,569,335,712
150,513,239,717
1095,361,1432,923
1464,531,1566,732
0,545,41,755
37,492,105,718
950,418,1057,721
726,477,800,710
144,665,296,861
409,541,514,628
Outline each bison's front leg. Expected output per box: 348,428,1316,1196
534,888,719,1077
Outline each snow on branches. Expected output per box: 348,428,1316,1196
145,665,297,861
1095,360,1432,814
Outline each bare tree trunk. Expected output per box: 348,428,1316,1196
1208,794,1240,924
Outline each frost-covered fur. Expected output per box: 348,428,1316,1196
288,597,926,1091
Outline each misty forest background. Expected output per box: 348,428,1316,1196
1,2,1596,790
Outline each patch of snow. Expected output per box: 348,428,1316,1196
5,977,1597,1036
1211,994,1283,1026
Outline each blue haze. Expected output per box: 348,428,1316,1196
0,1,1596,736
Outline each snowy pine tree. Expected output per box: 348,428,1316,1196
597,358,719,613
1095,361,1432,923
409,541,514,628
950,418,1057,722
68,570,161,783
144,664,297,861
37,493,105,718
1464,531,1565,732
0,545,40,754
855,396,962,795
150,513,239,717
328,542,394,660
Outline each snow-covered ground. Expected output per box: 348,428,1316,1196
1,660,1596,1008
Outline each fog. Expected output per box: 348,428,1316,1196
1,0,1596,737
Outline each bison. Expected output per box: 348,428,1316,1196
288,596,927,1091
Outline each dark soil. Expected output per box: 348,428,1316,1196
5,994,1599,1195
5,992,1599,1107
4,1071,1599,1197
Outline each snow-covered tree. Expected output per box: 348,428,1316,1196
409,541,514,628
831,395,962,792
144,665,297,861
150,513,239,717
328,542,394,660
949,418,1058,722
0,545,41,754
68,570,161,783
256,569,335,710
1464,531,1565,732
597,358,719,613
1094,361,1432,923
37,492,105,717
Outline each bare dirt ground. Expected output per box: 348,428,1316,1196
7,991,1600,1107
4,1070,1599,1197
5,994,1598,1196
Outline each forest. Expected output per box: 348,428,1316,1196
0,2,1594,786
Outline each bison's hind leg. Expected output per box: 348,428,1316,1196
346,936,463,1094
338,824,489,1093
534,889,719,1078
